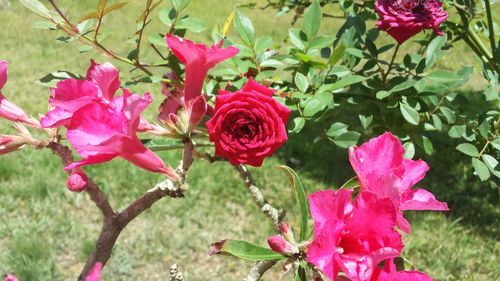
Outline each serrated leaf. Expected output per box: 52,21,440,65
294,73,309,92
233,11,255,46
456,143,480,157
208,239,285,261
400,102,419,125
19,0,52,19
277,166,309,241
472,158,490,181
303,0,321,38
332,131,361,148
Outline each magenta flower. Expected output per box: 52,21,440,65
41,60,119,128
375,0,448,44
67,168,89,192
86,262,103,281
307,189,403,281
65,91,177,180
370,258,433,281
164,34,239,128
348,132,448,233
0,61,39,127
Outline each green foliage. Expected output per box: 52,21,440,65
209,239,286,261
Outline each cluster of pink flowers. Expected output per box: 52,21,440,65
375,0,448,44
305,132,448,280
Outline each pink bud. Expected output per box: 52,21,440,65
67,169,88,192
267,234,298,255
5,273,19,281
280,222,290,235
0,135,24,155
188,96,207,129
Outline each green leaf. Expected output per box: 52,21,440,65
294,73,309,92
19,0,52,19
208,240,285,261
148,33,166,46
482,154,499,175
291,117,306,133
254,36,273,54
289,28,307,50
233,11,255,46
303,0,321,38
295,262,307,281
448,125,466,138
439,107,455,124
403,142,415,159
278,166,309,241
326,122,349,138
176,17,207,32
141,139,186,151
37,71,82,87
456,143,480,157
422,136,434,155
359,114,373,129
391,79,416,92
172,0,190,11
472,158,490,181
302,97,325,117
127,48,139,61
308,35,334,50
426,70,461,83
432,115,442,131
332,131,361,148
319,75,367,92
340,176,359,189
376,90,392,100
329,43,346,65
491,139,500,150
399,102,420,125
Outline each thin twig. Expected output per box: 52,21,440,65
382,43,400,85
244,260,278,281
483,0,497,64
235,164,284,232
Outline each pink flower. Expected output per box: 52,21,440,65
375,0,448,44
86,262,103,281
0,135,23,155
67,168,89,192
370,259,433,281
165,34,239,128
348,132,448,233
41,60,119,128
267,235,298,255
65,91,177,180
4,273,19,281
0,61,39,127
307,189,403,281
206,78,291,166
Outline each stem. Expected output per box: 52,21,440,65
235,164,284,232
244,260,278,281
483,0,497,63
382,43,400,85
478,140,491,158
136,2,153,61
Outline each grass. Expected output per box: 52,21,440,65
0,0,499,280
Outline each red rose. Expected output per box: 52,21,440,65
206,78,291,166
375,0,448,44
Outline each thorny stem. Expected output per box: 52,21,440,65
235,164,284,232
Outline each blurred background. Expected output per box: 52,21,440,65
0,0,498,280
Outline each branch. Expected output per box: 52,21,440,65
235,164,284,232
244,260,278,281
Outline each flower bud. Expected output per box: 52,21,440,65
0,135,25,155
267,234,298,255
280,222,296,244
67,169,88,192
86,262,102,281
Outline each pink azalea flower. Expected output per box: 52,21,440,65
65,91,178,180
4,273,19,281
0,61,39,127
40,60,119,128
370,258,433,281
348,132,448,233
164,34,239,128
86,262,103,281
307,189,403,281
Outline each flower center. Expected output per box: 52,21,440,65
392,0,429,13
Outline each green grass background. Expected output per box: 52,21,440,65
0,0,498,280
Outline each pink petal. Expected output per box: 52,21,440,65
67,169,89,192
65,153,118,170
400,159,429,192
337,254,375,281
241,78,275,97
267,235,297,254
40,107,73,128
86,60,121,101
4,273,19,281
0,60,7,89
0,93,33,124
118,136,173,176
188,95,207,129
400,189,448,211
308,189,353,233
49,79,98,111
85,262,103,281
307,228,340,280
